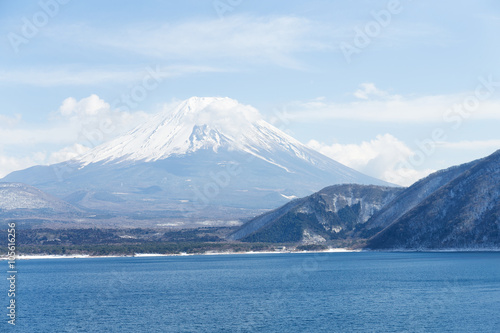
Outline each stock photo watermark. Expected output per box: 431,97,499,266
339,0,405,64
7,0,71,53
113,65,167,112
189,106,294,210
6,222,17,326
396,74,500,175
65,268,133,332
192,162,243,208
213,0,243,19
51,65,167,182
237,252,329,332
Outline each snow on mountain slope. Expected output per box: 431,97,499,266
230,184,402,242
73,97,376,178
77,97,310,167
361,160,476,232
367,149,500,249
0,182,78,212
2,97,392,222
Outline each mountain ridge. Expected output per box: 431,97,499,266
230,149,500,249
367,149,500,249
0,182,81,215
2,97,392,224
231,183,403,243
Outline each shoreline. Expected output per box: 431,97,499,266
3,248,360,260
2,247,500,260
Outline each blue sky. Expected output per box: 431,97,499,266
1,0,500,185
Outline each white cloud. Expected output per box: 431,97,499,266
59,95,109,117
0,114,22,128
1,95,151,147
308,134,434,186
439,139,500,150
286,83,500,123
0,95,264,177
51,94,152,147
42,16,330,70
46,144,91,165
0,65,222,86
353,83,399,100
0,94,152,177
0,144,91,178
192,99,261,133
1,17,449,88
0,154,44,179
42,15,448,69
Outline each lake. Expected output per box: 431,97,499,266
5,252,500,332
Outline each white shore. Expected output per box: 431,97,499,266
1,248,361,260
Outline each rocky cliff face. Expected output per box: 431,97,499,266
231,184,403,243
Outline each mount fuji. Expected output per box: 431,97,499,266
2,97,393,225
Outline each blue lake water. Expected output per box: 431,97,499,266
4,252,500,332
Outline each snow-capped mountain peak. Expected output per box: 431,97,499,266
75,97,317,167
2,96,391,221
